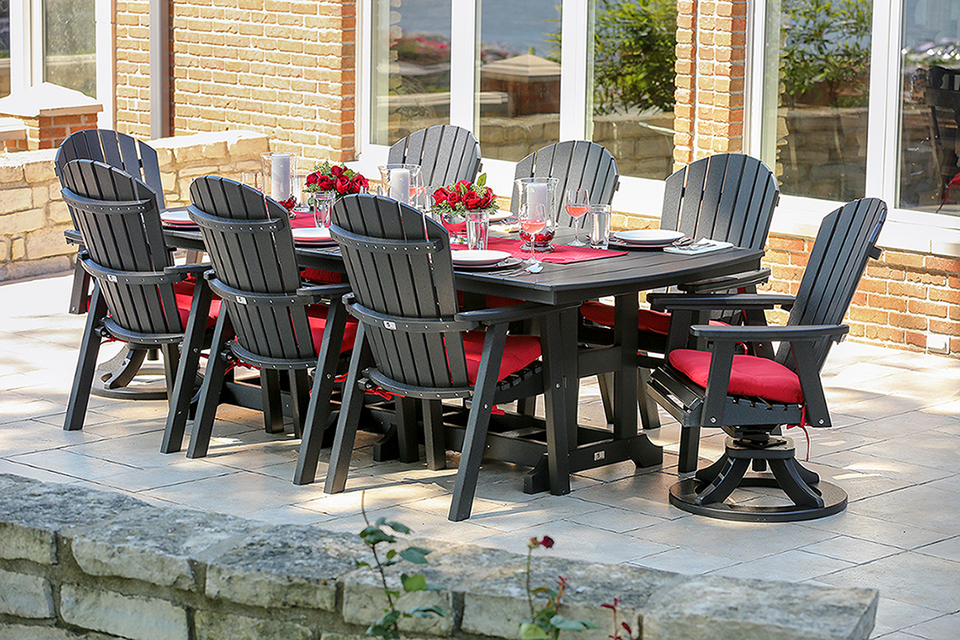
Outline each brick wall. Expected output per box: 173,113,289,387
115,0,357,166
673,0,747,165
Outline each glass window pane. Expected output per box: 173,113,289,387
479,0,562,161
899,0,960,215
764,0,871,200
370,0,452,146
0,0,9,98
44,0,96,97
588,0,677,180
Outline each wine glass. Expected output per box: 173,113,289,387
518,203,546,273
564,187,590,246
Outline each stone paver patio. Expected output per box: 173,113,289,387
1,273,959,639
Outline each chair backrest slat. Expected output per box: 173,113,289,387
60,159,181,335
512,140,620,227
661,153,778,252
333,195,471,389
190,176,316,361
781,197,887,369
388,125,482,189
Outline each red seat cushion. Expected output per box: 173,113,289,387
461,331,541,385
300,268,344,284
173,280,221,329
580,302,727,335
668,349,804,404
305,305,358,354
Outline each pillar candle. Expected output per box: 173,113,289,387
527,182,548,215
271,153,292,201
389,168,411,204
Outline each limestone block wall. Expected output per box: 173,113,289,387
0,473,879,640
0,130,269,282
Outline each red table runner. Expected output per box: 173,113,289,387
454,236,626,264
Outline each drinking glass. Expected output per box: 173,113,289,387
240,172,262,191
587,204,611,249
564,187,590,246
465,209,489,250
517,203,546,272
312,191,336,228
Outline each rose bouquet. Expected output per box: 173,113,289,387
431,174,496,238
305,162,369,201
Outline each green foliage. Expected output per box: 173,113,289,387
592,0,677,114
357,503,446,640
519,537,596,640
780,0,872,107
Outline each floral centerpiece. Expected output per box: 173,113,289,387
430,174,496,240
305,161,369,202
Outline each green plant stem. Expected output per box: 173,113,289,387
361,492,400,638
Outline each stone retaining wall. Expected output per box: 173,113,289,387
0,473,878,640
0,130,269,282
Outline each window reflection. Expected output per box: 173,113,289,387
588,0,677,180
899,0,960,215
371,0,452,146
478,0,562,161
0,0,9,98
44,0,96,97
766,0,871,201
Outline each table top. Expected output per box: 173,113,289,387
163,227,763,306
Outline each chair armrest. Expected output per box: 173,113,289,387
676,268,771,294
164,264,210,278
64,228,83,245
648,292,796,312
689,323,849,342
296,283,353,302
455,301,579,325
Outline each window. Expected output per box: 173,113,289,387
360,0,677,191
42,0,96,97
0,0,9,97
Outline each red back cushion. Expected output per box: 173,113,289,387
669,349,804,404
461,331,541,384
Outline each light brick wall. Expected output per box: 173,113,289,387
674,0,747,166
115,0,357,166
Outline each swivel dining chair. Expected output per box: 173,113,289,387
59,159,216,433
647,197,886,520
387,125,482,189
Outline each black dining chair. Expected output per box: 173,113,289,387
511,140,620,228
59,159,216,433
647,197,886,521
162,176,357,458
318,193,574,521
387,125,482,189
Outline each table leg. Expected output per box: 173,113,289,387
612,293,639,440
540,308,572,495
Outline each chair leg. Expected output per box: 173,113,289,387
768,458,825,508
637,368,660,430
695,456,750,505
448,325,507,522
64,286,107,431
261,369,285,434
101,348,148,389
677,424,701,476
187,314,231,459
289,369,311,439
161,279,213,454
423,400,446,471
325,326,371,494
597,372,614,425
395,396,420,463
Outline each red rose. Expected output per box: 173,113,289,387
317,176,335,191
540,536,555,549
478,192,494,208
454,179,471,191
463,194,482,209
306,172,322,187
330,165,345,177
334,176,351,193
446,190,461,205
352,175,368,191
433,187,450,205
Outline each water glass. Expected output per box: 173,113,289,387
465,209,490,251
312,191,336,228
587,204,611,249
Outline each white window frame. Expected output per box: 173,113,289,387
748,0,960,256
353,0,667,212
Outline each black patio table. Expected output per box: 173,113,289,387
164,225,763,495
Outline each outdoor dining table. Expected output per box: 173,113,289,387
162,218,763,495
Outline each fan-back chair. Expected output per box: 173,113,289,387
387,125,482,189
511,140,620,227
646,197,887,521
161,177,355,459
319,194,572,521
59,159,215,432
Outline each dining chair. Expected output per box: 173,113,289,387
58,159,216,432
161,176,357,458
388,125,482,189
646,197,887,521
579,153,779,427
511,140,620,227
319,193,573,521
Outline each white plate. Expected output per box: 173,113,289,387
488,209,513,223
613,229,686,245
451,249,512,266
160,210,194,225
292,227,334,243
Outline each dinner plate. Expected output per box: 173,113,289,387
488,209,513,223
292,227,335,244
454,256,522,271
451,249,512,266
160,210,196,226
613,229,686,245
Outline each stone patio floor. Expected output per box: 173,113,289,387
1,273,959,640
